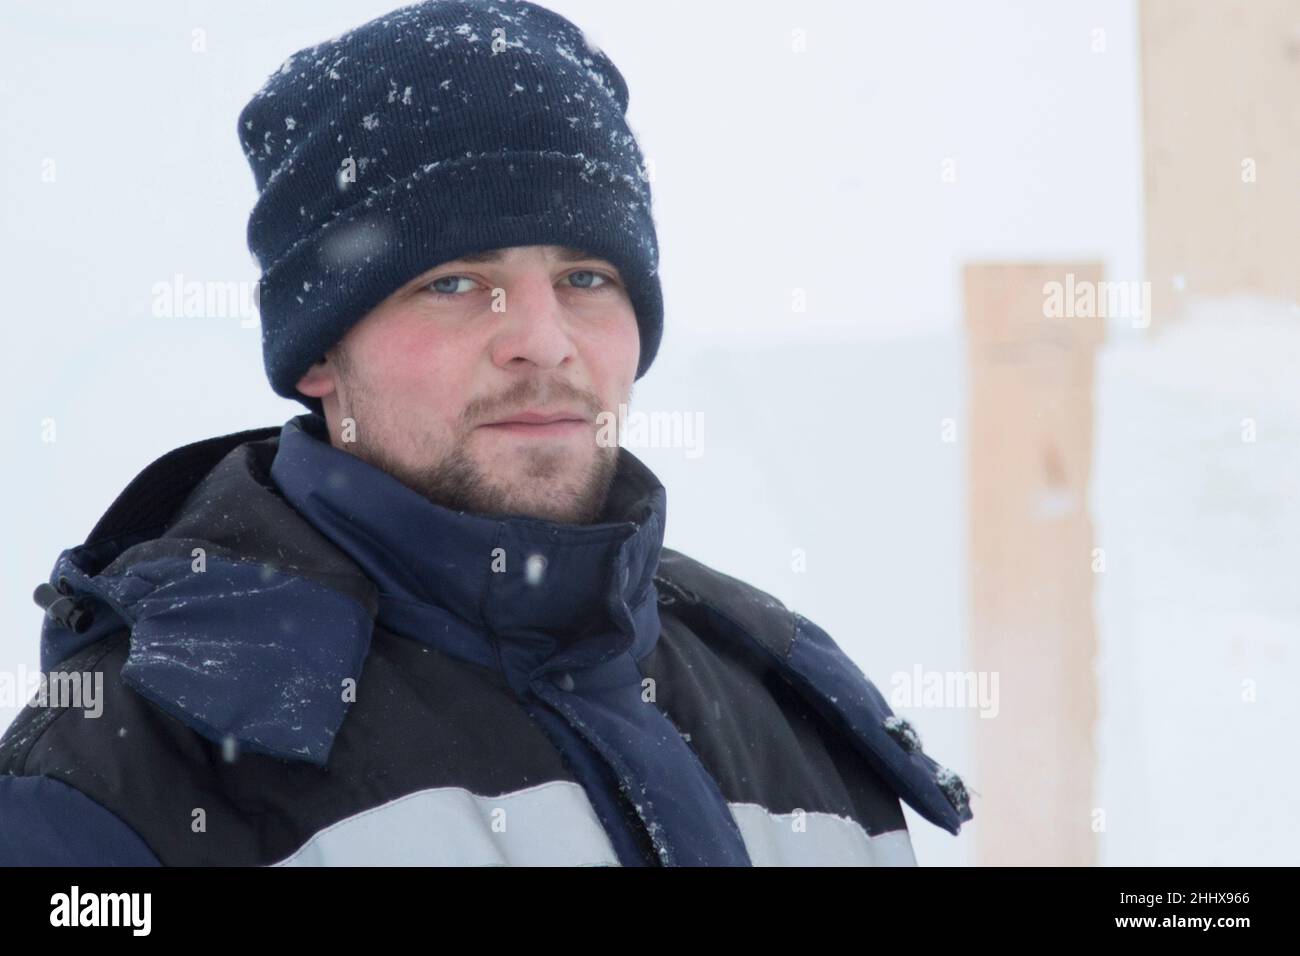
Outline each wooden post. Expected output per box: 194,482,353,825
964,262,1106,866
1140,0,1300,328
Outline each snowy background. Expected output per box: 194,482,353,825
5,0,1293,865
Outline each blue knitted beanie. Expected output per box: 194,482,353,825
237,0,662,413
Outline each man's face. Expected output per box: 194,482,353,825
295,244,640,524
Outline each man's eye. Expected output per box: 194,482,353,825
425,275,476,297
566,270,611,291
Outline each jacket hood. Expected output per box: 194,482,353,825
38,422,375,763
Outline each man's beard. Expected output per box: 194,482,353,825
332,356,622,525
355,431,620,525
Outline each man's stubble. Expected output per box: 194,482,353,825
329,344,622,525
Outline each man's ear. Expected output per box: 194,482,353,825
295,354,337,400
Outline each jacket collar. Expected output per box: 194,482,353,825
269,414,667,678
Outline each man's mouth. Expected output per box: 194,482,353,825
478,408,591,438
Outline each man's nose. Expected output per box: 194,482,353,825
488,273,577,371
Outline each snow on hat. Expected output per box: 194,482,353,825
237,0,662,414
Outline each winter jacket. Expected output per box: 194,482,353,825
0,413,972,866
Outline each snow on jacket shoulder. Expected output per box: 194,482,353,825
0,416,972,866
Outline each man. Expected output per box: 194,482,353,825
0,0,971,866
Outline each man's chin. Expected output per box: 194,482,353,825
469,469,606,524
469,449,619,525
